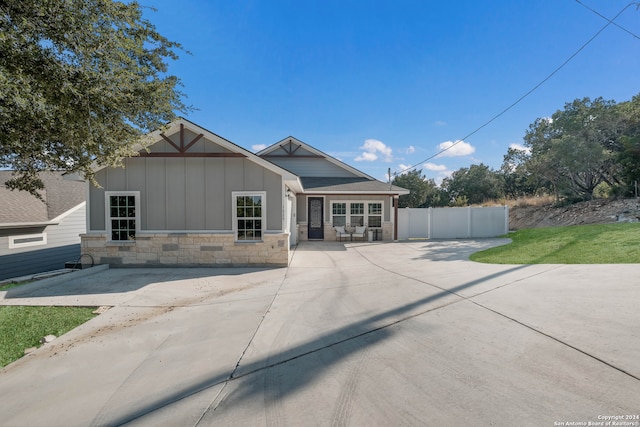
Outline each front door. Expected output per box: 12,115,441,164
308,197,324,240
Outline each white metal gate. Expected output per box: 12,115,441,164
398,206,508,239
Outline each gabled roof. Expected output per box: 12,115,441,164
259,136,409,195
92,118,304,193
0,171,86,228
88,118,406,196
258,136,376,180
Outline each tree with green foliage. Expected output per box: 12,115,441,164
392,169,441,208
613,94,640,196
0,0,189,195
523,97,622,201
499,146,542,198
440,163,504,205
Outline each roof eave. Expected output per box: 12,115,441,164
284,177,304,193
0,221,58,229
302,190,410,195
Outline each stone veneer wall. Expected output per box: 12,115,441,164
81,232,290,267
382,222,393,241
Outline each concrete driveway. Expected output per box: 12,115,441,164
1,239,639,427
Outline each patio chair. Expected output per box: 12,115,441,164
352,226,366,241
335,226,350,241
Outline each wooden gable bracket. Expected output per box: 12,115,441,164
263,138,324,159
282,139,301,156
139,123,246,158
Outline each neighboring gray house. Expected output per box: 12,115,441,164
0,172,86,280
81,118,408,267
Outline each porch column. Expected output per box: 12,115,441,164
393,195,399,241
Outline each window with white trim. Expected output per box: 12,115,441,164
332,202,346,227
9,233,47,249
368,202,382,228
350,202,364,226
330,201,384,228
233,192,266,241
106,192,139,241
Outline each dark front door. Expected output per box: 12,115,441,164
308,197,324,240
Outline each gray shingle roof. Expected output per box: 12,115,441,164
0,171,85,226
300,177,408,194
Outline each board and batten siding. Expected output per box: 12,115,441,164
89,157,283,232
0,203,86,280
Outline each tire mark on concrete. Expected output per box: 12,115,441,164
262,317,293,427
264,366,285,427
330,341,372,427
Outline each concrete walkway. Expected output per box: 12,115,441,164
1,239,639,426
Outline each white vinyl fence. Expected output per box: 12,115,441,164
398,206,509,239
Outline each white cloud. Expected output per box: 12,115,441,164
355,139,393,162
406,145,415,154
435,140,475,158
355,151,378,162
252,144,267,152
509,143,531,154
423,162,447,171
434,120,447,127
393,162,452,185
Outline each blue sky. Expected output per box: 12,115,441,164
143,0,640,184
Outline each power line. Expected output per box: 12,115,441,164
393,1,638,178
576,0,640,40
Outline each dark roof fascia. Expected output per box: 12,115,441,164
298,176,409,195
302,190,410,195
0,221,58,229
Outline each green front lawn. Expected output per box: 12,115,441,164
470,223,640,264
0,306,96,368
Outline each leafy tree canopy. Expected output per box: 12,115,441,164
0,0,189,195
392,169,441,208
614,94,640,195
499,146,542,198
523,97,625,201
441,163,504,205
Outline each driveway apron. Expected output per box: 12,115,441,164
1,240,638,426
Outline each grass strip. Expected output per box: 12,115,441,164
470,223,640,264
0,306,96,368
0,281,30,291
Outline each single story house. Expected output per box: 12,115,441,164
81,118,408,267
0,171,86,280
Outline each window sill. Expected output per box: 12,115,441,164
106,241,136,246
234,240,263,245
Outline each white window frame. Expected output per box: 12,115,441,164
331,201,347,227
105,191,140,242
232,191,266,242
9,233,47,249
367,201,383,228
330,200,384,228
